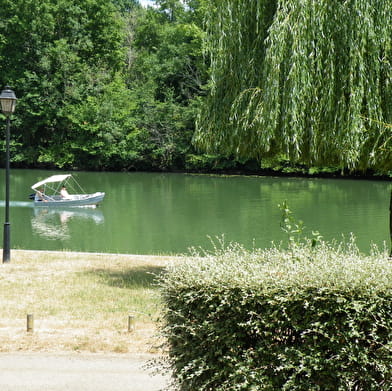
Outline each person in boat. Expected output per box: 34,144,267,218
35,188,47,202
60,186,71,199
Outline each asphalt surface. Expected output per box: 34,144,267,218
0,353,173,391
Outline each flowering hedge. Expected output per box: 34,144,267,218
160,241,392,390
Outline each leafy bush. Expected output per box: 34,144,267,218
160,240,392,390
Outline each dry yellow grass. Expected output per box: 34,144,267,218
0,250,178,354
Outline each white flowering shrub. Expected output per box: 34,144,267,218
160,239,392,390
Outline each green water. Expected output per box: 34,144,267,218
0,169,390,254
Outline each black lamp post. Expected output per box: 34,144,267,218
0,86,17,263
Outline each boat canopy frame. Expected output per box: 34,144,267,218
31,174,87,201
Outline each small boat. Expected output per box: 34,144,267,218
31,174,105,207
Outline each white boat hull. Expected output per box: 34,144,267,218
34,192,105,207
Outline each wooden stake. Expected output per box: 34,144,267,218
27,314,34,333
128,315,135,332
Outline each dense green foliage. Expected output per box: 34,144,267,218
0,0,213,171
195,0,392,174
125,0,210,170
0,0,126,168
160,240,392,390
0,0,391,174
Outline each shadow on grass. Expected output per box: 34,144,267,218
83,266,166,289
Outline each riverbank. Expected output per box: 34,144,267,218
0,250,180,354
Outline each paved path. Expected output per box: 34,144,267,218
0,353,173,391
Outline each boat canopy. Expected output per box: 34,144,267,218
31,174,72,191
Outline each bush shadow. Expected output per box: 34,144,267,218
84,266,166,289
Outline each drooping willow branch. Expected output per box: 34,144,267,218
195,0,392,172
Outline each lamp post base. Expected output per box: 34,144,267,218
3,222,10,263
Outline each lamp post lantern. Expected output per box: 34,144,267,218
0,86,17,263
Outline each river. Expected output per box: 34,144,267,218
0,169,390,255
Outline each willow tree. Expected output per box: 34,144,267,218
195,0,392,172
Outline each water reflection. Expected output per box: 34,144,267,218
0,201,33,208
31,207,104,241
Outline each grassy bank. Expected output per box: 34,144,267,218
0,250,177,354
